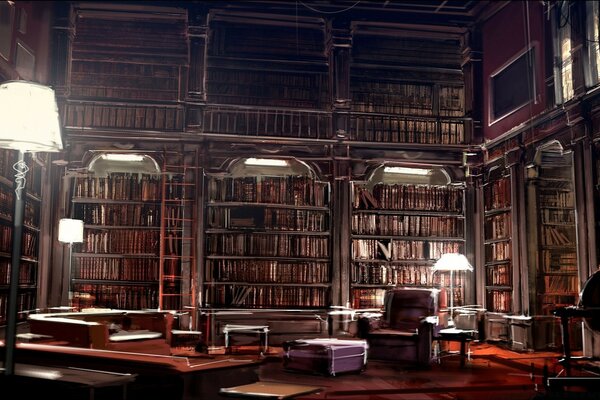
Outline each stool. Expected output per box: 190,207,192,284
222,324,269,354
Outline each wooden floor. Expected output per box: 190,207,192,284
242,342,595,400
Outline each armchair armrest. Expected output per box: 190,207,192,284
356,312,384,338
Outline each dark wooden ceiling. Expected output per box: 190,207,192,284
184,1,494,27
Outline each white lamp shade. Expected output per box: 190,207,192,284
0,80,63,152
58,218,84,244
432,253,473,272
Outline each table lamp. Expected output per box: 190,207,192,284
432,253,473,327
0,80,63,376
58,218,84,303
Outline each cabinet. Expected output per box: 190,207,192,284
350,166,466,309
533,148,578,315
0,149,42,324
202,158,331,309
483,175,513,313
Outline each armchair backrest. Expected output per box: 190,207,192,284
383,288,439,331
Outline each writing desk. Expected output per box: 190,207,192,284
1,363,135,400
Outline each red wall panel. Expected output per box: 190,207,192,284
482,1,547,141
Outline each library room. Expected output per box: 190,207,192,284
1,1,600,399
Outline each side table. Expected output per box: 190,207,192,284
435,327,477,367
223,324,269,354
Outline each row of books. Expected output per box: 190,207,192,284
74,203,162,227
538,191,574,208
208,68,327,89
72,59,179,78
543,275,579,293
541,226,573,246
209,259,329,283
71,284,158,310
484,213,511,239
349,117,464,144
207,208,328,232
0,150,41,193
73,175,163,201
63,102,185,132
0,291,36,325
81,230,160,254
351,288,386,309
201,105,329,138
541,250,578,272
351,263,433,286
352,239,463,261
0,225,38,257
354,184,463,211
486,264,512,286
484,177,511,210
485,241,512,261
207,176,329,207
0,260,37,285
0,196,39,226
486,289,512,313
352,214,463,237
207,234,329,258
352,81,433,113
540,208,575,224
207,285,328,308
74,257,159,281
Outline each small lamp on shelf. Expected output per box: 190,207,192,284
432,253,473,327
58,218,84,303
0,80,63,376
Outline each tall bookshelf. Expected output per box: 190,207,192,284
483,174,513,313
0,149,42,324
533,147,579,315
68,152,198,319
202,157,331,309
350,166,466,309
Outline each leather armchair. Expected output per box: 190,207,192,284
357,287,440,367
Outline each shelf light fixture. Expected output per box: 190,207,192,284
0,80,63,377
383,166,431,175
244,158,289,167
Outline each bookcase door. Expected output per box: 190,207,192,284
350,164,467,310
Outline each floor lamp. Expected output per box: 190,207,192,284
432,253,473,327
0,81,63,376
58,218,84,304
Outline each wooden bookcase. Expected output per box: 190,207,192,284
0,149,42,324
483,174,513,313
348,29,468,145
69,153,197,314
202,158,331,309
533,147,579,315
350,166,466,309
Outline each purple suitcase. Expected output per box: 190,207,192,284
282,338,368,376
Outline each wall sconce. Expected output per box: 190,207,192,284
0,80,63,376
58,218,84,303
432,253,473,327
